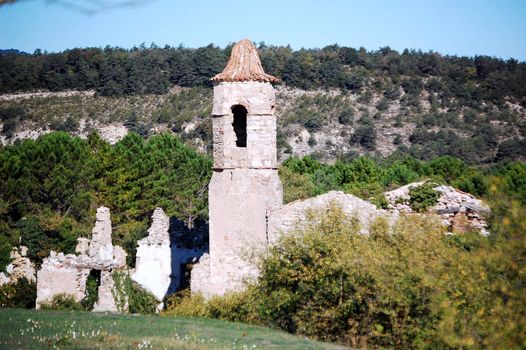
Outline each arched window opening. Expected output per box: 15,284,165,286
231,105,247,147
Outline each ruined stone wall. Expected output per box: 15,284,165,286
268,191,395,245
0,246,36,286
36,252,91,309
192,168,282,298
132,208,205,301
191,79,283,298
36,207,127,312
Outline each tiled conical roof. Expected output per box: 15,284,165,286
211,39,279,83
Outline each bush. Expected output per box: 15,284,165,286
0,278,36,308
351,124,376,150
163,202,526,348
253,207,445,348
112,271,158,314
163,289,258,323
408,182,440,212
0,236,12,273
337,108,354,125
40,293,83,311
80,271,100,310
128,282,158,314
163,290,207,317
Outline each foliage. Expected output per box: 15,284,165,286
0,235,12,273
408,182,440,212
128,282,158,314
164,289,259,324
112,271,158,314
40,293,83,311
0,278,36,309
0,132,211,264
163,289,207,317
1,45,524,107
174,203,525,349
80,271,100,311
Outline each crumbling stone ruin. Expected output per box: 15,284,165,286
190,39,492,299
384,181,491,235
0,246,36,286
36,206,127,311
190,39,283,298
132,207,205,301
31,39,493,306
268,191,396,245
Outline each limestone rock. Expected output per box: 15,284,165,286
75,238,90,255
384,181,491,234
112,246,127,269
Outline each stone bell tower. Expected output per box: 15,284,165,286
191,39,283,297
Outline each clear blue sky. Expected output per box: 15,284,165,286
1,0,525,60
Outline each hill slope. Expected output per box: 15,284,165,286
0,308,349,349
1,83,524,164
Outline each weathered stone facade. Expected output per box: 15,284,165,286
132,207,205,301
384,181,491,235
268,191,396,245
36,207,127,311
191,40,283,298
0,246,36,286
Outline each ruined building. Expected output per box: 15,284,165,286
30,39,491,308
36,207,127,311
191,39,283,297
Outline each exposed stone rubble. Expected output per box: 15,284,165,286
0,246,36,286
268,191,396,245
36,206,127,311
132,208,206,301
384,181,491,235
88,207,114,262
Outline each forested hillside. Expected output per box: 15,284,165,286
1,43,525,164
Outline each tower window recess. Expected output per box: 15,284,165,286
231,105,247,147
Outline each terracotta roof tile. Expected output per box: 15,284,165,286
211,39,279,83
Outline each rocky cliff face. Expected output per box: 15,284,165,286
1,85,524,163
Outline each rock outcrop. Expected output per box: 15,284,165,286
268,191,395,244
384,181,491,235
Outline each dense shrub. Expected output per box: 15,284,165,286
0,278,36,309
40,293,83,311
408,182,440,212
112,271,158,314
0,236,12,273
80,271,100,311
164,289,258,323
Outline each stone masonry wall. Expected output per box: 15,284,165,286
211,81,277,170
36,206,127,311
268,191,396,245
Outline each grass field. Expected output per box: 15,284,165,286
0,308,350,349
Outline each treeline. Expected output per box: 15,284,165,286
1,43,525,105
2,131,525,273
280,154,526,206
0,132,211,269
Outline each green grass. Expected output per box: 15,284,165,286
0,308,350,349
